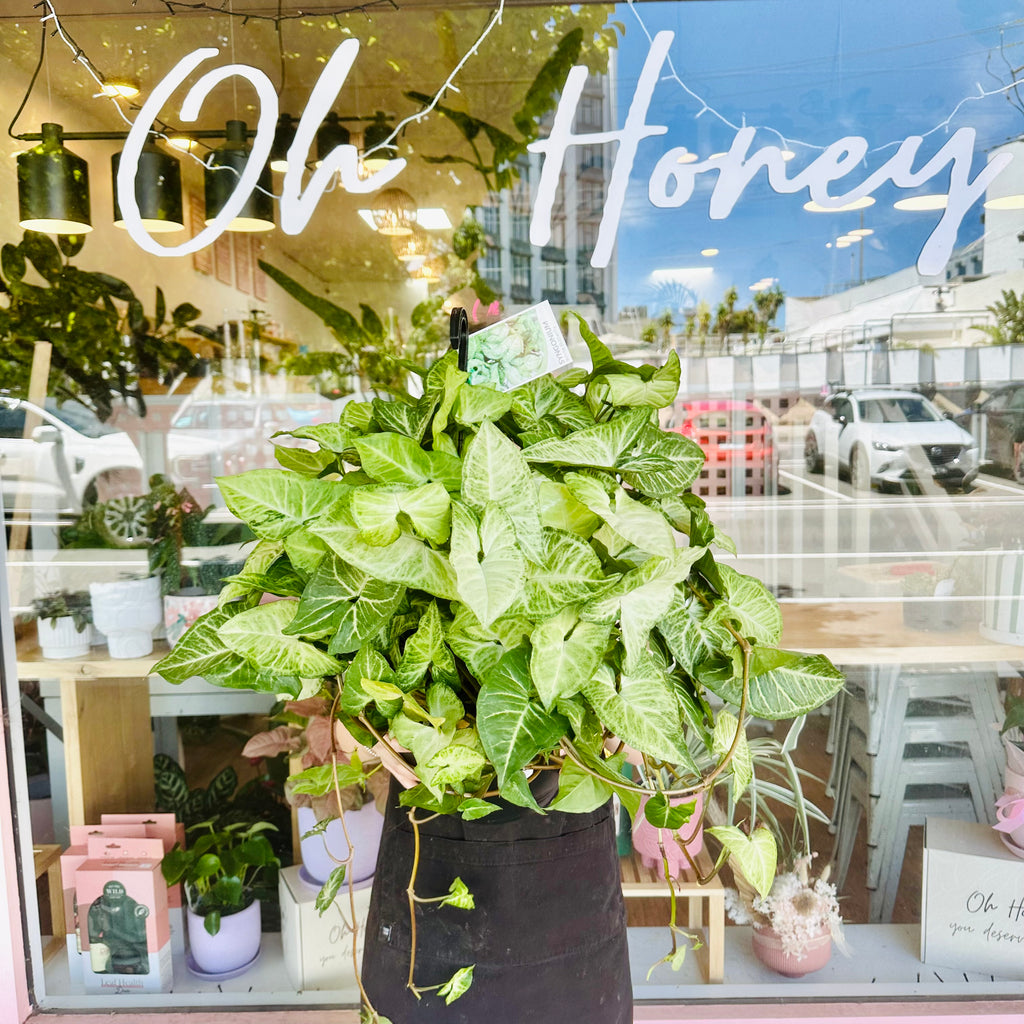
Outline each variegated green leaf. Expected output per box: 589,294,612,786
706,824,776,898
283,555,404,650
372,395,435,441
314,865,347,915
529,609,611,709
154,602,253,686
708,650,845,720
283,529,329,577
220,601,341,679
354,432,462,491
712,710,753,797
580,659,696,770
452,383,513,425
517,528,612,618
273,443,335,476
440,877,475,910
341,646,395,716
437,965,474,1006
477,647,566,788
424,744,489,789
218,540,284,604
536,479,600,536
548,756,614,813
461,420,544,562
311,520,459,601
564,472,676,558
393,602,459,691
520,406,651,470
445,606,505,680
351,481,451,546
618,427,706,499
218,470,347,540
715,564,783,644
600,350,681,408
656,590,733,676
285,422,357,456
450,502,524,628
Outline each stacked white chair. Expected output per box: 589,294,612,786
827,664,1004,922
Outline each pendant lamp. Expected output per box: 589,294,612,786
270,113,298,173
111,142,184,233
17,123,92,234
204,119,275,232
362,111,398,173
391,228,430,262
316,112,350,167
370,188,416,236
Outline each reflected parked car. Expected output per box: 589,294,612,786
0,396,143,515
166,394,338,502
953,383,1024,482
804,388,978,492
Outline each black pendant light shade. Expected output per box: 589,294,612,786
204,120,275,232
316,112,351,167
362,111,398,173
17,122,92,234
111,142,184,233
270,113,298,173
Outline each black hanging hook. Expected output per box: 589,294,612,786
449,307,469,372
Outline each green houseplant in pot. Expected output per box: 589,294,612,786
156,314,843,1022
160,817,279,977
30,589,93,659
241,697,389,887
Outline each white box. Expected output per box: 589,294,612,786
279,864,372,990
922,817,1024,980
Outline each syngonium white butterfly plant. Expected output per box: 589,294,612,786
156,314,843,1014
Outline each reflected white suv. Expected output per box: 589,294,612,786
0,396,143,514
804,388,978,492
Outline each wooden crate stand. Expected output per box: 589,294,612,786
619,847,725,983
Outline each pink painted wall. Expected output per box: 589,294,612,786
0,700,31,1023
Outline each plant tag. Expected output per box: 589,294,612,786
465,301,571,391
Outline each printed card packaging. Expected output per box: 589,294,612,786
74,836,172,993
279,864,371,991
100,813,186,907
922,817,1024,980
60,824,150,945
465,301,571,391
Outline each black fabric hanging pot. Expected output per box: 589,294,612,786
361,775,632,1023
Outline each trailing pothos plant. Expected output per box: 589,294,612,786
155,314,843,1018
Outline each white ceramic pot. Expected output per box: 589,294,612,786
298,802,384,886
89,576,162,658
187,899,261,976
164,591,220,648
980,550,1024,645
37,616,90,659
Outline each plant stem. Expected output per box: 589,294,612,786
405,809,422,996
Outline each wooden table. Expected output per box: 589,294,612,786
779,600,1024,666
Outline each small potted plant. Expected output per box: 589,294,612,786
241,697,389,886
719,718,846,976
30,590,92,659
160,817,280,977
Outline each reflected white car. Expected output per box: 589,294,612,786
0,396,144,514
804,388,979,492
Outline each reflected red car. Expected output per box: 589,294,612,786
666,399,778,497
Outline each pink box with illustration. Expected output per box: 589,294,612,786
74,836,172,993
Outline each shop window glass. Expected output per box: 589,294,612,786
3,0,1024,1015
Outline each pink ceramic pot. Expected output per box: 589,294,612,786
631,792,703,877
751,924,832,977
164,591,220,648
